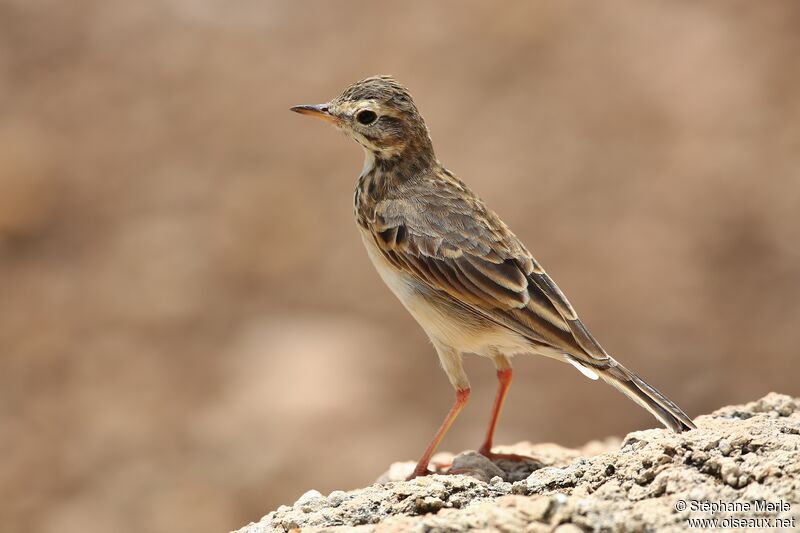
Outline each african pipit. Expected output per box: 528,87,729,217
291,76,695,479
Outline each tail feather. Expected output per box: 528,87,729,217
598,363,696,432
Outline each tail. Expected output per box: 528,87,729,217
597,362,696,432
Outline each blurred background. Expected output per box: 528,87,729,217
2,1,799,532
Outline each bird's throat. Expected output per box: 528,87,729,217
354,145,437,230
360,148,376,178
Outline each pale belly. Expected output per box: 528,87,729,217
359,230,532,356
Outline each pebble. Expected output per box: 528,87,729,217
294,489,326,512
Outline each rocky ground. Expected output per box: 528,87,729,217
236,393,800,532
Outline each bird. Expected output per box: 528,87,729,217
291,75,695,479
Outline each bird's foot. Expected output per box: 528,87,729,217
477,446,544,481
479,446,537,464
405,457,453,480
405,467,435,481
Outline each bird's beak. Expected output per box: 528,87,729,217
290,103,337,124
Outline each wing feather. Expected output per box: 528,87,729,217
455,257,529,307
464,255,528,292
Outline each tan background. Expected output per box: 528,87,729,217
2,1,799,532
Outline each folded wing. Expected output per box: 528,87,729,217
369,188,610,365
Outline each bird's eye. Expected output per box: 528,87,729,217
356,110,378,125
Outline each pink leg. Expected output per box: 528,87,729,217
478,368,512,457
407,388,471,480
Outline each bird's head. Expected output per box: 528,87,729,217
291,75,434,163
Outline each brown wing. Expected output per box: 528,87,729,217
369,180,612,364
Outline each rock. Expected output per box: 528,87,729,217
374,461,414,484
294,490,325,513
326,490,347,507
553,524,585,533
449,451,506,482
234,394,800,533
